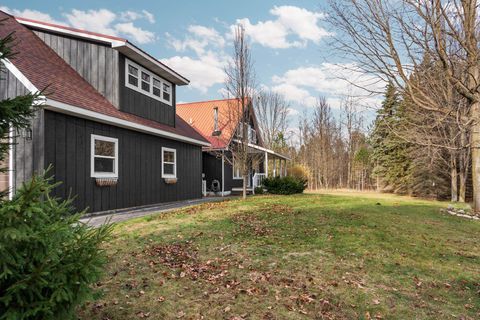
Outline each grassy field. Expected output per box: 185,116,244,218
78,192,480,319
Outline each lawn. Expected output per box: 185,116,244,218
78,192,480,319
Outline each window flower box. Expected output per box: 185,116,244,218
95,177,118,187
164,177,177,184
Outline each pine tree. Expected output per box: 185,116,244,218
0,20,112,319
370,83,412,193
0,28,39,198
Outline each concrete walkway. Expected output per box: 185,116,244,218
80,197,230,227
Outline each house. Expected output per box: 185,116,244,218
0,11,211,213
177,98,289,194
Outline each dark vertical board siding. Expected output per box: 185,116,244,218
202,152,242,192
0,65,43,193
118,55,175,126
44,111,202,213
32,29,119,108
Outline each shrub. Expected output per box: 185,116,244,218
263,176,307,195
288,164,309,180
0,173,112,320
254,186,264,195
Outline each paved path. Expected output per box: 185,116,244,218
80,197,230,227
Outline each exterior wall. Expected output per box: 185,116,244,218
202,151,243,192
32,29,120,107
44,111,202,213
119,55,176,127
0,64,44,194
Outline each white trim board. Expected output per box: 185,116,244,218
45,99,210,147
2,57,40,94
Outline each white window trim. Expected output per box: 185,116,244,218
162,147,177,178
91,134,119,178
125,58,172,105
232,157,242,180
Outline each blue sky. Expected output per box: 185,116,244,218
3,0,381,134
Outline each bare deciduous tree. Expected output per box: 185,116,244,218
224,24,257,199
328,0,480,210
254,90,289,150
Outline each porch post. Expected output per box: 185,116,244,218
273,158,277,177
284,159,287,176
280,159,283,177
265,151,268,178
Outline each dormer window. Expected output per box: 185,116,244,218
128,65,139,87
141,72,150,92
125,58,172,105
163,83,171,102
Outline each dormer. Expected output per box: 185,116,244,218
16,16,189,128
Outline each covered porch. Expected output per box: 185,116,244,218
232,143,290,194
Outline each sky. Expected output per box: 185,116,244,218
2,0,383,137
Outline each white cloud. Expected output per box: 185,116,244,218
0,6,64,25
115,22,155,44
2,7,157,44
271,63,384,108
164,24,230,93
120,9,155,23
162,51,227,93
271,83,317,106
167,25,225,56
231,5,331,49
64,9,117,35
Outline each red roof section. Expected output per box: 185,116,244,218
177,98,244,149
0,11,207,145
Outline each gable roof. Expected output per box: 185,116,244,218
0,11,208,146
14,16,189,86
177,98,252,149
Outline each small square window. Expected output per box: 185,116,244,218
153,87,161,97
128,75,138,86
128,65,138,76
142,72,150,82
141,81,150,92
163,83,171,102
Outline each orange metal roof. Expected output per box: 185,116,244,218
177,98,245,149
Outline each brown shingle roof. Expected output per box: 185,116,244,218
0,11,207,145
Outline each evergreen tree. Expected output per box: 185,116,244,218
0,20,111,319
370,83,412,193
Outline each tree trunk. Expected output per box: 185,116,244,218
450,155,458,202
242,174,247,199
471,117,480,211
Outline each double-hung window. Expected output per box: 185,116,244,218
233,157,242,179
91,135,118,178
125,58,172,105
162,147,176,178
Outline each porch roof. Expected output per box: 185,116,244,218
227,140,290,160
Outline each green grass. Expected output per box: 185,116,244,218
78,192,480,319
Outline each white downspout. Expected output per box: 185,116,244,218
8,127,14,200
265,151,268,178
221,151,225,197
